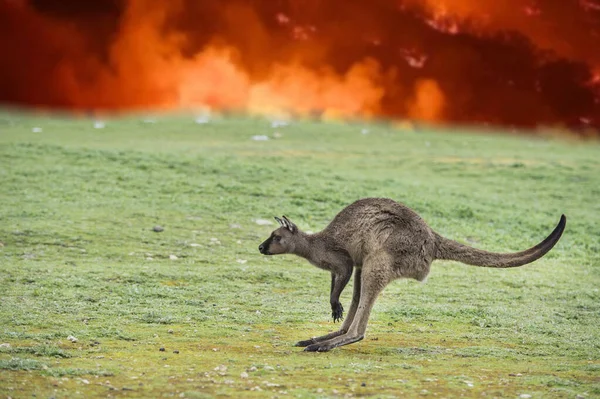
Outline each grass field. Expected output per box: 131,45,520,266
0,110,599,398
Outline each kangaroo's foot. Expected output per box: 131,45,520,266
303,333,364,352
294,329,346,347
295,338,317,347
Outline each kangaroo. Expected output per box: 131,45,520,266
258,198,566,352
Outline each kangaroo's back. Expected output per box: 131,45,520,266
322,198,434,264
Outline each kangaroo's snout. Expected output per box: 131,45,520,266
258,239,271,255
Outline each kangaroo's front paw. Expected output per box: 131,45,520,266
331,302,344,323
295,338,316,347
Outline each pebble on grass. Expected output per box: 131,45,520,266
195,115,210,124
271,120,289,128
152,226,164,233
254,219,274,226
173,350,179,354
159,347,165,352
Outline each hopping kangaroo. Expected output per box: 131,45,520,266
258,198,566,352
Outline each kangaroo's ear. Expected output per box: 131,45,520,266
282,215,298,233
274,216,284,226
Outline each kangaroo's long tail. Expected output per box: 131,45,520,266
433,215,566,268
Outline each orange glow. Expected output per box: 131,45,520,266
407,79,445,122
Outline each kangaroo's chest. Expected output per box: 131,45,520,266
310,248,353,272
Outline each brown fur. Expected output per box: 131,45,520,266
258,198,566,352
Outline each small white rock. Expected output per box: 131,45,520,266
0,343,10,348
249,366,258,372
519,395,532,399
169,254,178,260
254,219,274,226
272,132,283,139
189,243,201,247
361,128,370,135
195,115,210,124
252,135,270,141
240,372,249,379
81,379,90,385
214,365,227,372
93,121,105,129
32,127,42,133
271,120,289,128
236,259,247,264
67,335,78,343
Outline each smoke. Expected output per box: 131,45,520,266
1,0,599,133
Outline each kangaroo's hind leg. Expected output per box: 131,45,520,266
295,268,362,347
304,254,391,352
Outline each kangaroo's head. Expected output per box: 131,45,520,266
259,216,299,255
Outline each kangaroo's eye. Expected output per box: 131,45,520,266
273,236,281,242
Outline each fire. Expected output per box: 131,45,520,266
246,58,385,119
407,79,446,122
0,0,599,133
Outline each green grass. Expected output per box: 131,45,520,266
0,110,599,398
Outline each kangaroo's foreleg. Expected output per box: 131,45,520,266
330,269,352,322
304,257,389,352
295,267,361,347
